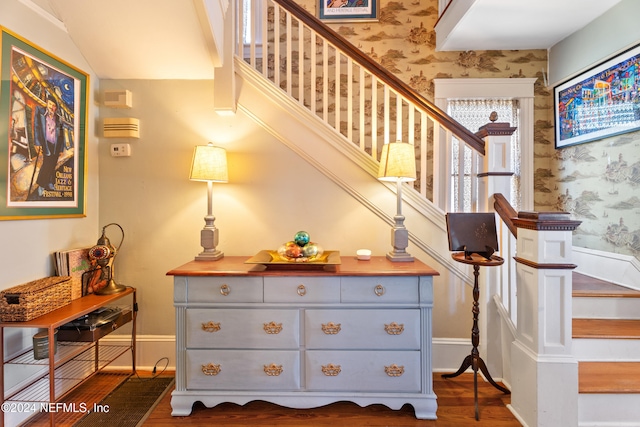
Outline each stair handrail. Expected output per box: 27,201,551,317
493,193,518,238
270,0,486,156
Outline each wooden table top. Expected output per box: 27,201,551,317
167,256,439,277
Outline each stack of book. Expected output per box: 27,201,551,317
53,247,92,300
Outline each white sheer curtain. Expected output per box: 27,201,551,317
241,0,262,46
448,99,521,212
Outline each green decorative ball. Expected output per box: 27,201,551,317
294,231,310,247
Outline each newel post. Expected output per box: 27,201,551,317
509,212,581,427
476,120,517,212
475,119,516,378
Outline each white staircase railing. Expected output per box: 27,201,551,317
235,0,485,209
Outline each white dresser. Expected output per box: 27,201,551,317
168,256,439,419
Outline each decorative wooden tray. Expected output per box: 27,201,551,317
245,250,341,270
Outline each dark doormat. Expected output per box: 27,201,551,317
73,376,174,427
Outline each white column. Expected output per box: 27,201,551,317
509,212,581,427
476,122,516,380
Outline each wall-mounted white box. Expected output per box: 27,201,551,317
103,118,140,138
103,90,132,108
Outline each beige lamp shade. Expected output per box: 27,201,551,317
189,143,228,182
378,141,416,182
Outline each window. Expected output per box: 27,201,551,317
448,99,521,212
434,78,536,212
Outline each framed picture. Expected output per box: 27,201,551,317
0,26,88,220
317,0,379,23
554,43,640,149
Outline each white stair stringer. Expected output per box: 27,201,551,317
234,58,471,285
573,337,640,361
573,296,640,319
579,393,640,427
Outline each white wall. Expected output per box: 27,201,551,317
0,4,99,295
548,0,640,86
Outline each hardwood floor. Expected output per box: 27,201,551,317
144,372,521,426
20,371,520,426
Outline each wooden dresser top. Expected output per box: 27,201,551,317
167,256,439,278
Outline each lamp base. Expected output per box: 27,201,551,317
95,279,127,295
195,249,224,261
386,251,414,262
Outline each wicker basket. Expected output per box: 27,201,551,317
0,276,72,322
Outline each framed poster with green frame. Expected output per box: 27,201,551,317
0,26,88,220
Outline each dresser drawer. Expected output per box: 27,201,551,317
186,309,299,349
186,276,263,303
340,276,419,303
264,276,340,303
187,349,300,390
305,350,420,392
305,309,420,349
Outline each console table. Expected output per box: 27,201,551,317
167,256,439,419
0,287,136,427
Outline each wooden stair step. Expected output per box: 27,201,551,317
579,362,640,393
573,318,640,339
573,272,640,298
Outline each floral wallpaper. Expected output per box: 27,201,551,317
293,0,640,262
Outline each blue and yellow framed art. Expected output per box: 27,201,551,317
554,43,640,149
0,26,88,220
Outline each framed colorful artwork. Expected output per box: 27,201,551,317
554,43,640,148
0,26,88,219
317,0,379,23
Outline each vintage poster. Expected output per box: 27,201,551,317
1,27,87,219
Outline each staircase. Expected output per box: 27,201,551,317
228,2,640,425
573,272,640,426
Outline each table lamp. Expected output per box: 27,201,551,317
190,143,228,261
378,141,416,262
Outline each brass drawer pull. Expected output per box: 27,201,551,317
202,363,221,376
384,322,404,335
220,284,230,296
202,321,221,333
385,364,405,377
321,363,341,376
321,321,342,334
374,284,385,296
263,321,283,334
263,363,283,376
297,284,307,296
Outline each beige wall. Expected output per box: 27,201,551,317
98,80,473,338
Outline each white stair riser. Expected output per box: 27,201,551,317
573,338,640,361
579,393,640,426
573,297,640,319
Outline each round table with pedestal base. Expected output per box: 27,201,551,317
442,252,510,421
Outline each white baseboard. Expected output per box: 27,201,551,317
573,246,640,291
102,335,475,375
100,334,176,372
432,337,473,372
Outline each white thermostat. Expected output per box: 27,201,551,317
110,143,131,157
